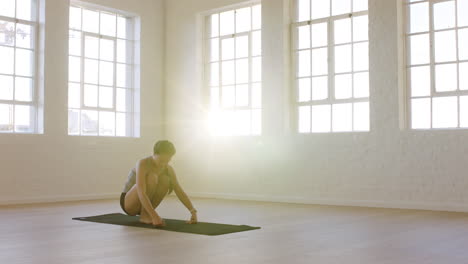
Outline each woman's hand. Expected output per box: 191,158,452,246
186,211,198,224
152,214,166,227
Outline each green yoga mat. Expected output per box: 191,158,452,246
72,213,261,236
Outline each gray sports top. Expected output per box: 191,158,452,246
122,159,170,193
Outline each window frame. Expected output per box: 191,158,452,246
0,0,40,134
290,0,370,134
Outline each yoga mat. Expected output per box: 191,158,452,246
72,213,261,236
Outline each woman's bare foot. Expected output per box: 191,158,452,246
139,215,152,225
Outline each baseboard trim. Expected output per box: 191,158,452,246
2,191,467,213
184,191,468,213
0,193,120,206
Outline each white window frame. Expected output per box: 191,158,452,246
203,2,262,137
68,2,138,137
291,0,370,133
404,0,468,130
0,0,40,133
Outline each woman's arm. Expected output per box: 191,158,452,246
136,160,159,219
168,166,196,212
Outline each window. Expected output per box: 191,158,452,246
292,0,369,133
205,4,262,136
68,4,137,136
406,0,468,129
0,0,39,133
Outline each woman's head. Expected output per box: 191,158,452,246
153,140,176,165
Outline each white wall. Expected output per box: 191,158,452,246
165,0,468,212
0,0,166,205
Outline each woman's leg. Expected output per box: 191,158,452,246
123,179,157,217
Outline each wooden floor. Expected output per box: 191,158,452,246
2,196,468,264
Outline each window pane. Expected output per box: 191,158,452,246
334,18,351,45
298,78,311,102
85,36,99,59
81,110,98,135
0,104,13,132
459,29,468,61
312,76,328,100
433,1,455,30
0,75,14,100
116,112,127,136
235,35,248,58
335,45,352,73
252,57,261,82
332,0,351,16
117,16,128,39
460,62,468,90
69,82,80,108
15,105,32,132
116,63,132,88
353,102,369,131
353,15,368,42
210,38,219,61
312,48,327,76
99,111,115,136
68,109,80,135
210,87,219,109
298,50,311,77
235,84,249,106
0,46,14,74
221,38,234,60
84,59,98,84
297,0,310,22
15,49,33,77
69,30,81,56
252,31,261,56
353,72,369,98
435,64,457,92
410,66,430,97
82,9,99,34
298,105,311,133
252,109,261,134
234,110,251,135
99,61,114,86
432,96,457,128
222,61,235,85
210,62,219,86
99,86,113,108
0,21,15,46
353,0,368,12
434,30,456,63
252,83,261,108
17,0,34,21
335,74,352,99
116,88,130,112
311,104,331,132
0,0,15,18
332,103,352,132
409,34,430,65
117,40,132,63
84,84,98,107
69,56,81,82
252,5,261,30
411,98,430,129
353,42,368,71
459,0,468,27
100,38,115,61
221,85,235,107
236,7,251,33
236,59,248,84
408,2,429,33
220,10,234,36
460,96,468,127
100,12,116,37
210,14,219,37
311,0,330,20
16,24,33,49
297,25,310,50
70,7,82,30
311,22,327,48
15,77,32,102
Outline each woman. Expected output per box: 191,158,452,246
120,140,198,226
